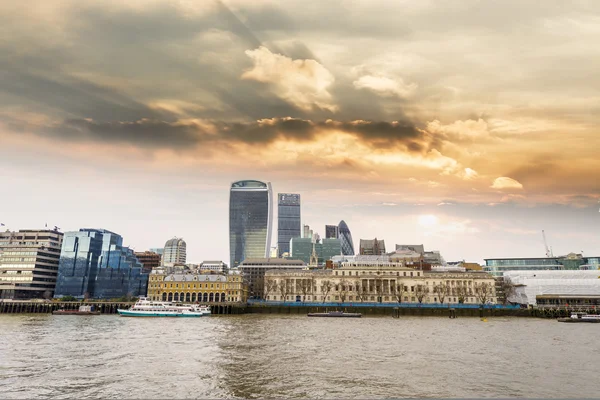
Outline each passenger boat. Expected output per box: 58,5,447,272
558,313,600,323
53,305,101,315
117,297,211,317
307,311,362,318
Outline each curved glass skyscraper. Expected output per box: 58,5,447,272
229,180,273,268
338,220,355,256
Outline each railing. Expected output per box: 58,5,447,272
247,299,520,309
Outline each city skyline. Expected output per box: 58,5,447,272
0,1,598,265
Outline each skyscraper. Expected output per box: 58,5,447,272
54,229,148,299
338,220,355,256
229,180,273,268
163,237,186,265
277,193,301,257
325,225,339,239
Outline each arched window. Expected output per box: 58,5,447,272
220,293,226,302
174,293,179,302
202,293,208,302
186,293,191,302
209,293,214,302
162,293,167,301
168,293,173,302
191,293,197,302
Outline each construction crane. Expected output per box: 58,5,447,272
542,230,554,258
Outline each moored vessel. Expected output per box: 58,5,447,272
558,313,600,323
53,305,101,315
117,297,211,317
307,311,362,318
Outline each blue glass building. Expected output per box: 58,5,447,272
54,229,148,299
338,220,355,256
229,180,273,268
484,254,600,277
277,193,301,257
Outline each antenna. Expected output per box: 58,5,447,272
542,230,554,258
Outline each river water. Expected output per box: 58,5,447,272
0,314,598,399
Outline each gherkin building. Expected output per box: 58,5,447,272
338,220,355,256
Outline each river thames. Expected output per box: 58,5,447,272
1,314,599,399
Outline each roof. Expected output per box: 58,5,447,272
164,238,186,247
164,274,227,282
240,258,305,267
231,180,268,189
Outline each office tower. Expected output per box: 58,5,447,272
163,238,186,265
135,251,162,273
338,220,355,256
277,193,301,257
325,225,339,239
290,237,341,265
303,225,310,239
359,238,386,255
54,229,148,299
229,180,273,268
0,229,63,299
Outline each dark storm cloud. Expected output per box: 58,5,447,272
21,117,430,152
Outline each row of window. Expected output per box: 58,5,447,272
334,270,422,277
148,283,226,289
267,295,485,303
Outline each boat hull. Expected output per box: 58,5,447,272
558,318,600,323
117,309,207,317
52,311,101,315
307,312,362,318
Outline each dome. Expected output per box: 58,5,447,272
164,238,186,247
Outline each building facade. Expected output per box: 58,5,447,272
229,180,273,268
338,220,355,256
163,238,186,265
0,229,64,299
325,225,339,239
147,269,247,303
277,193,301,257
264,263,497,304
199,260,228,274
290,238,342,265
484,254,600,277
359,238,386,255
135,251,162,273
54,229,148,299
238,258,305,299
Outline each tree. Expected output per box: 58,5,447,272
474,282,493,305
392,282,406,303
264,277,278,300
433,282,450,304
498,278,516,305
414,284,429,304
456,286,468,304
278,279,291,302
299,278,312,301
356,281,368,302
338,279,349,303
60,295,77,302
321,280,333,303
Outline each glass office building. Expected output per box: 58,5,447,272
229,180,273,268
325,225,339,239
338,220,355,256
54,229,148,299
290,237,341,265
277,193,301,257
484,254,600,277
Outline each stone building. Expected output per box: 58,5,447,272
263,260,497,304
238,258,305,299
147,268,247,303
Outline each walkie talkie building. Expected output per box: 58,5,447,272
229,180,273,268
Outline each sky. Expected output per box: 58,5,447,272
1,0,599,264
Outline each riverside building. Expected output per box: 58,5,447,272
0,229,63,299
147,268,247,303
229,180,273,268
484,253,600,277
54,229,148,299
263,257,497,304
238,258,305,299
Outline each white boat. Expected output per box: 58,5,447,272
117,297,211,317
558,313,600,323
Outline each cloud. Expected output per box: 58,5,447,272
426,119,490,141
458,167,478,180
491,177,524,190
353,75,417,98
242,46,337,112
